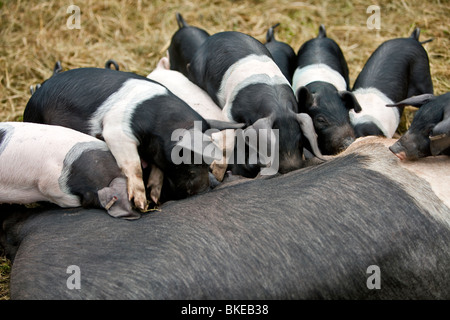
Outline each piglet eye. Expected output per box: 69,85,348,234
315,116,328,125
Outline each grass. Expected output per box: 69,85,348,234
0,256,11,300
0,0,449,299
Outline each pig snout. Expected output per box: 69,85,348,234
340,136,355,152
389,131,431,161
389,142,408,161
321,133,355,155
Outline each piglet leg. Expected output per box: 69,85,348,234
210,129,235,181
147,164,164,204
102,123,148,212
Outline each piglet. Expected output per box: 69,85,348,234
351,28,434,138
187,31,323,175
23,67,240,210
0,122,140,219
293,25,361,155
387,93,450,160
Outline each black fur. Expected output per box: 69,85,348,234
188,31,318,174
353,122,384,138
352,37,433,104
131,94,211,200
264,23,297,84
296,29,350,86
0,129,6,149
168,13,210,77
298,82,359,155
24,68,145,133
2,146,450,299
23,67,213,202
295,26,359,155
188,31,274,107
65,147,124,208
392,93,450,159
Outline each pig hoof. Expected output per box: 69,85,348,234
135,199,149,212
150,188,161,205
130,190,148,211
211,161,227,182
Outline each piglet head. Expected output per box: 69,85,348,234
389,133,425,161
242,112,324,174
297,83,360,155
98,177,141,220
387,94,441,160
165,163,211,199
167,124,224,199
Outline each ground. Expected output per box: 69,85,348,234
0,0,449,300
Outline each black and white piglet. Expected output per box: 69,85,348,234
351,28,434,138
0,122,140,219
388,93,450,160
293,25,361,155
23,67,236,210
187,31,323,175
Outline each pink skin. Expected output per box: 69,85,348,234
393,151,407,161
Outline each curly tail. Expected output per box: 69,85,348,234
266,23,280,43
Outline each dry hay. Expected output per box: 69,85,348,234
0,0,449,299
1,0,449,124
0,256,10,300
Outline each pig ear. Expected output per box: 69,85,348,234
98,179,141,220
243,116,275,164
175,128,204,159
386,94,436,108
340,91,362,113
244,117,274,134
432,107,450,136
410,28,420,41
158,57,171,70
430,133,450,156
296,113,324,159
430,110,450,155
296,86,314,112
318,24,327,38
